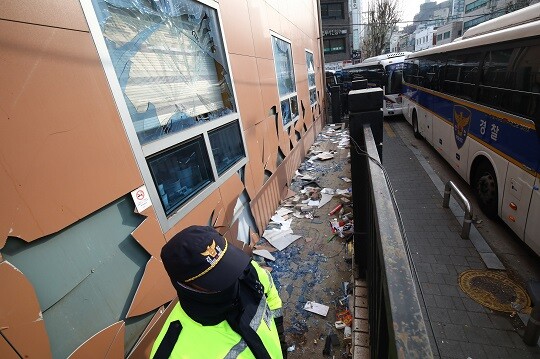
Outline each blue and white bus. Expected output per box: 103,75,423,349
402,4,540,255
341,52,411,116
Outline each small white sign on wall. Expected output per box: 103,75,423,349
131,185,152,213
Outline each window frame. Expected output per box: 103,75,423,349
81,0,248,232
305,49,317,107
323,37,347,54
271,32,299,128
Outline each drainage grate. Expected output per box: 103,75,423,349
459,270,531,313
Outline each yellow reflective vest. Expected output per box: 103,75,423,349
150,261,283,358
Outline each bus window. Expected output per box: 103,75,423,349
404,59,418,85
444,52,481,100
478,49,521,113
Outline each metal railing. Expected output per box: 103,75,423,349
349,121,433,358
442,181,474,239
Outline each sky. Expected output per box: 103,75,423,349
398,0,437,28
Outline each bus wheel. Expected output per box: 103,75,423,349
473,161,498,219
412,112,422,139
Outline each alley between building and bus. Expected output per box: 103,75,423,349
258,117,540,358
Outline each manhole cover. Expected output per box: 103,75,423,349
459,270,530,313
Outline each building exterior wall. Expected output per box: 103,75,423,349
321,0,351,66
0,0,326,358
414,25,437,51
463,0,538,32
436,21,463,45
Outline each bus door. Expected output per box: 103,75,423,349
524,176,540,255
501,163,536,240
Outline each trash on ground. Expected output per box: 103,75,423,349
252,249,276,261
304,301,330,316
318,193,333,208
262,229,302,251
340,176,352,183
287,345,295,352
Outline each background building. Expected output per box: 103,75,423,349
321,0,352,68
436,21,464,44
0,1,326,358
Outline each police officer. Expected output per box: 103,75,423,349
151,225,286,358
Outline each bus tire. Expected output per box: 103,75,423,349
472,161,498,219
412,111,422,139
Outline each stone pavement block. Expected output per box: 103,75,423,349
354,306,368,320
448,309,472,326
442,323,467,341
352,344,369,358
353,332,369,347
481,345,510,359
355,296,368,308
467,312,492,328
436,339,464,358
459,341,488,359
428,307,452,322
352,317,369,333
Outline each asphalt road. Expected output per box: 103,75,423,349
384,115,540,289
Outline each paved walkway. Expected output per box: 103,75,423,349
383,119,540,359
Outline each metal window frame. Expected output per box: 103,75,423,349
80,0,248,232
305,49,318,107
271,32,299,129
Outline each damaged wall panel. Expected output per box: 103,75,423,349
229,54,266,131
69,322,125,359
0,197,148,359
0,261,52,359
0,1,327,358
0,18,142,243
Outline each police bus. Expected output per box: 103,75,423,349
402,4,540,256
341,52,411,116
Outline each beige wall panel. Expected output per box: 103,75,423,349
262,117,279,173
220,0,255,56
0,22,142,242
0,0,88,32
266,2,282,35
127,300,177,359
247,0,273,60
126,257,175,318
250,172,281,232
243,126,264,199
225,219,240,244
256,58,279,114
289,127,298,147
0,336,20,359
278,125,291,156
230,54,266,130
68,321,124,359
166,190,222,239
131,213,166,258
0,261,52,359
218,173,245,228
279,18,293,44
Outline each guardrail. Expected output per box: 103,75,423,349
442,181,474,239
349,119,433,358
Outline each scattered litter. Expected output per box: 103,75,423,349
340,177,352,183
320,188,335,195
305,237,313,243
318,193,333,208
254,244,277,252
253,249,276,261
262,229,302,251
334,321,346,329
308,199,320,207
304,301,329,316
336,189,350,195
275,208,293,217
287,345,295,352
316,152,334,161
328,204,343,216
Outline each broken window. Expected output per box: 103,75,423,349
272,35,298,126
86,0,246,225
306,50,317,106
91,0,235,144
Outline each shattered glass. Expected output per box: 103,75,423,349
91,0,235,145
